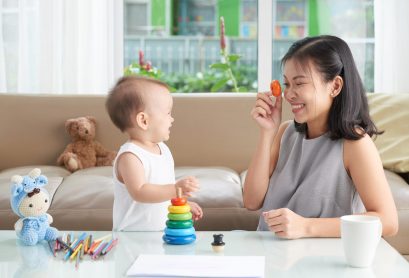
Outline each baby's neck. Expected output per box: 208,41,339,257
129,138,161,155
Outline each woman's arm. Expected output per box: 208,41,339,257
344,134,399,236
242,92,288,210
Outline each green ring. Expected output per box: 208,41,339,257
166,220,193,229
168,212,192,221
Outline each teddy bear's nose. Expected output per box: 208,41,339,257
85,130,89,134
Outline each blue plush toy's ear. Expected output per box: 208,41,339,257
11,184,23,197
36,175,48,187
10,175,24,197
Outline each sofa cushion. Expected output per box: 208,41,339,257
368,93,409,173
175,167,243,208
384,170,409,255
48,166,114,230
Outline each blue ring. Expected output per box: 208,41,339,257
164,227,195,237
162,234,196,245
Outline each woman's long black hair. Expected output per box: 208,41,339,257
281,35,381,140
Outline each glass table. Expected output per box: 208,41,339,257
0,230,408,277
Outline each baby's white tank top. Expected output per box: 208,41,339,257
112,142,174,231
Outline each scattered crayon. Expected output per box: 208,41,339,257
51,232,118,270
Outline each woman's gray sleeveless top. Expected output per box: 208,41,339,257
257,122,365,231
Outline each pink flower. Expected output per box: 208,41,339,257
220,17,226,50
145,61,152,71
139,50,145,67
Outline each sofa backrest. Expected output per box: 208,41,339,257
0,93,292,173
1,93,407,174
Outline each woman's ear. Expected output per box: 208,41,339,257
330,76,343,97
135,112,149,130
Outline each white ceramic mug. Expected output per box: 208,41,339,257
341,215,382,268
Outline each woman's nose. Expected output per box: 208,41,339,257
284,87,296,100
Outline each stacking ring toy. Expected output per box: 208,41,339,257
166,220,193,229
165,227,195,237
168,204,190,214
168,212,192,221
162,234,196,245
171,197,187,206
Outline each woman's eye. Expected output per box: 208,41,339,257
29,204,33,208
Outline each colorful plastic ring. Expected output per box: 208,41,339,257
163,234,196,245
164,227,195,237
168,204,190,214
171,197,187,206
168,212,192,221
166,220,193,229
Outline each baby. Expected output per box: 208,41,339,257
106,76,203,231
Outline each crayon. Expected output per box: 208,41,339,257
102,238,118,255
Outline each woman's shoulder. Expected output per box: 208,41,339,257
343,133,378,167
281,120,293,130
278,120,293,136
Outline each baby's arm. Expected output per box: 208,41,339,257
117,152,199,203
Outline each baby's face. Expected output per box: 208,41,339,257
19,191,50,217
144,87,174,142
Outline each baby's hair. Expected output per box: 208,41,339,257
106,76,169,132
281,35,381,140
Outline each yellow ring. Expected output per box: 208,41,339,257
168,204,191,214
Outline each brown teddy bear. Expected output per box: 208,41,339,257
57,116,117,172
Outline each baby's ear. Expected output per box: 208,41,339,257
135,112,149,130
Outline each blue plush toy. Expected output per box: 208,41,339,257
10,168,58,245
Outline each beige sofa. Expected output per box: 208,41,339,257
0,93,408,260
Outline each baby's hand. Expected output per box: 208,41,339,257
175,176,199,197
188,201,203,221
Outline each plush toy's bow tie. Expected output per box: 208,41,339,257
27,188,41,197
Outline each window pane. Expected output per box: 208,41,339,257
123,0,258,93
125,3,149,36
272,0,374,92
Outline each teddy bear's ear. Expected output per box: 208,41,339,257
65,119,77,133
86,116,97,125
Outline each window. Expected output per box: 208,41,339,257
123,0,374,93
123,0,258,93
0,0,375,94
124,1,150,36
270,0,374,91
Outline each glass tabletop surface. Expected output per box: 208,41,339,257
0,230,408,277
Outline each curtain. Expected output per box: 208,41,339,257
0,0,116,94
374,0,409,94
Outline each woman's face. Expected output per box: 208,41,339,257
283,58,335,130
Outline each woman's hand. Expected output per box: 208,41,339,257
188,201,203,221
175,176,199,197
263,208,308,239
250,92,282,132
